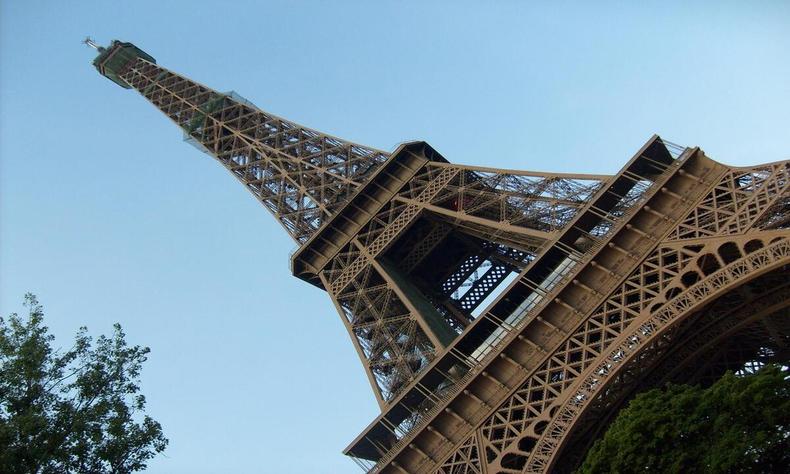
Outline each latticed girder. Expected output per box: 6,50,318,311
314,151,607,405
396,162,606,241
115,56,390,243
336,264,439,402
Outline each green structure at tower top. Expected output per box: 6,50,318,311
92,40,156,89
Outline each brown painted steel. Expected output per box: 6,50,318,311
92,41,790,474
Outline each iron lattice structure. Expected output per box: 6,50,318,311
92,41,790,473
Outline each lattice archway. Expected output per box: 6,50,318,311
521,237,790,473
549,269,789,473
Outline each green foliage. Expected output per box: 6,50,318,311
0,294,167,473
578,365,790,474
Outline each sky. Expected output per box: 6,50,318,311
1,1,788,473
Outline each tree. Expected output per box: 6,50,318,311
578,364,790,474
0,294,167,473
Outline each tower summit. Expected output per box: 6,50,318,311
91,40,790,473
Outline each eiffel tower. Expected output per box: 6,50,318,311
90,40,790,473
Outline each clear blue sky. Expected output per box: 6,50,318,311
1,1,788,473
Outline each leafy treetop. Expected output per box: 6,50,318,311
578,364,789,474
0,294,167,473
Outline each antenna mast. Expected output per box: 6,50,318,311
82,36,104,52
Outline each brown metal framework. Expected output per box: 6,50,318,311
91,40,790,473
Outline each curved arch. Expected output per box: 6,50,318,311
552,278,789,472
523,238,790,473
659,292,788,385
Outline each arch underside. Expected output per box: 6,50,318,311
433,234,790,474
521,160,790,473
551,265,790,473
439,230,790,474
473,235,790,474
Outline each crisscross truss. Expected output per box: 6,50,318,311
317,159,607,405
396,163,604,250
116,57,389,243
333,261,439,401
